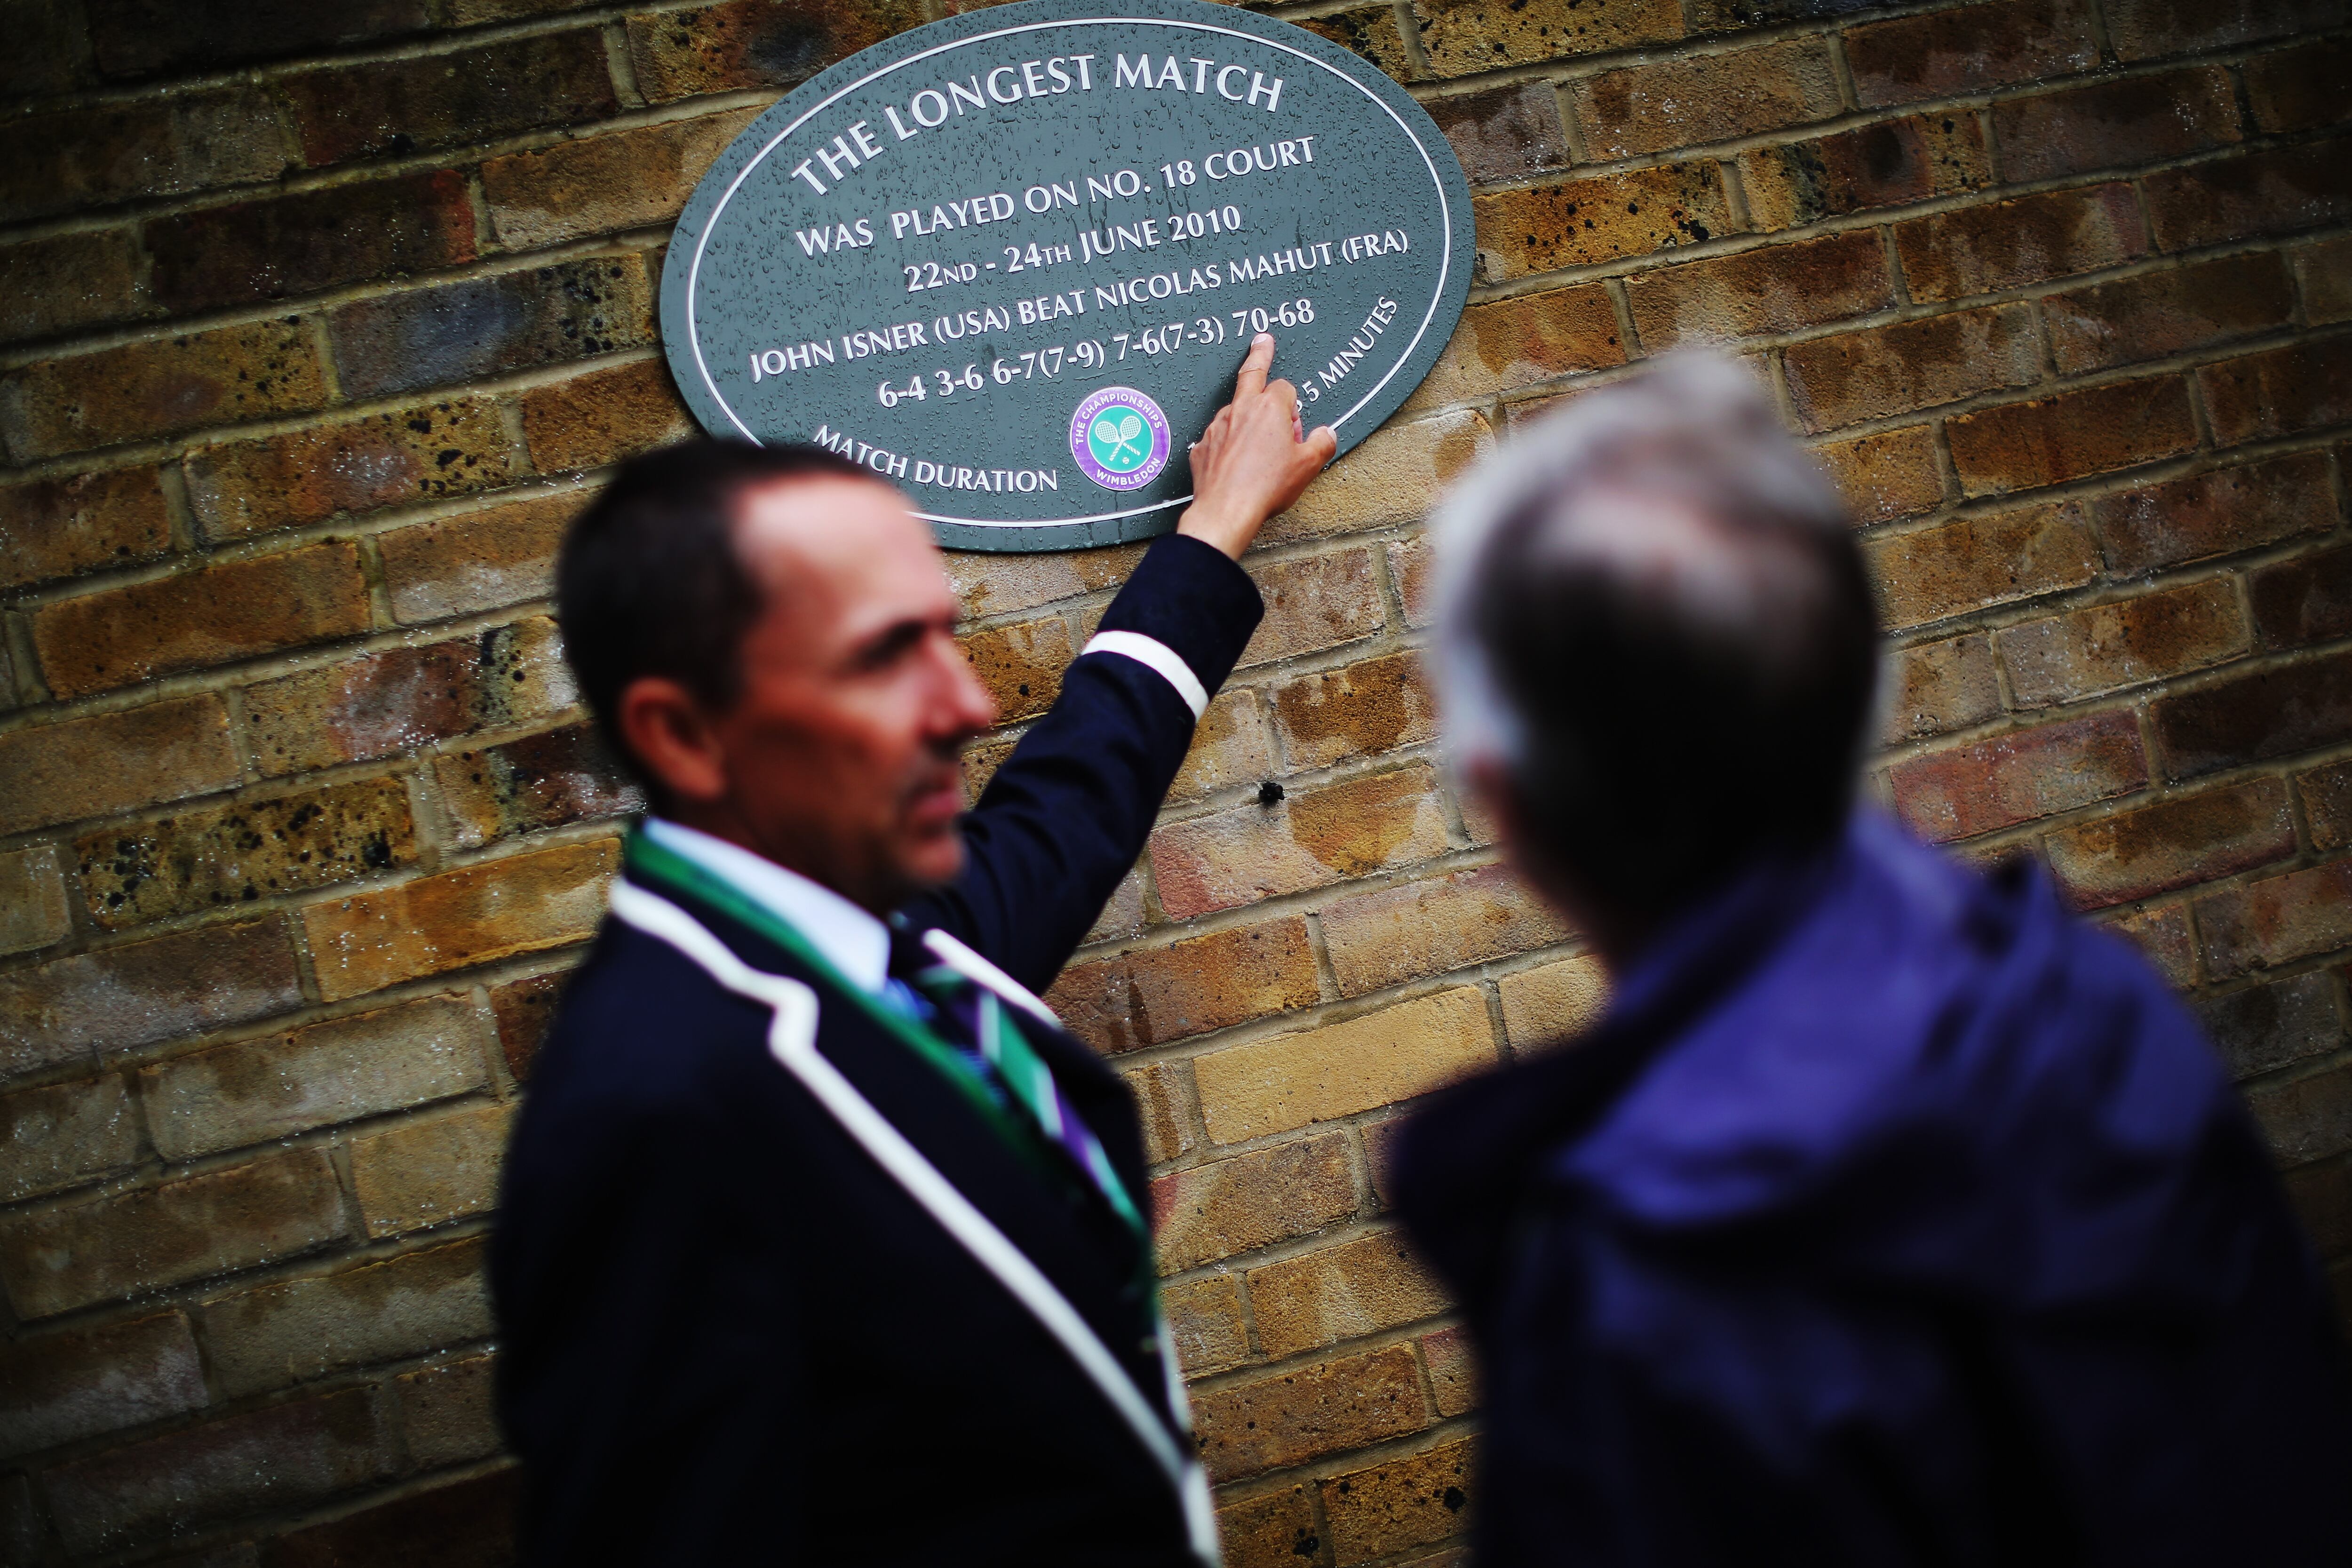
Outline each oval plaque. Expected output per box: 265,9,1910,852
660,0,1474,551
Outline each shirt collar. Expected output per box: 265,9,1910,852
639,817,891,995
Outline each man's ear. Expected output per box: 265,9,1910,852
617,676,730,806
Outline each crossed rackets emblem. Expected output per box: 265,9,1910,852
1089,410,1149,472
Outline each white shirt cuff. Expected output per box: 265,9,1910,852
1080,630,1208,719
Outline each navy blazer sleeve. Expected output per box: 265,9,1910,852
900,532,1263,994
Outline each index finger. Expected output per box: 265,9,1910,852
1232,332,1274,400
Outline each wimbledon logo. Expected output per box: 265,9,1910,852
1070,386,1171,492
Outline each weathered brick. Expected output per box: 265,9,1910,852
1413,0,1680,75
329,253,657,402
85,0,428,78
1996,579,2248,708
944,543,1141,621
1216,1484,1322,1568
0,1312,206,1457
1192,1344,1428,1480
2304,759,2352,853
2298,236,2352,326
1404,291,1621,418
2044,253,2295,376
243,617,574,777
0,844,71,961
1894,183,2143,305
1783,305,2038,432
2105,0,2348,61
627,0,922,101
2198,338,2352,446
1271,651,1436,773
1046,916,1319,1054
1239,549,1387,668
303,838,616,1003
1248,1229,1449,1358
185,398,520,541
1861,502,2098,631
1195,987,1494,1144
1389,536,1435,629
960,614,1070,723
1428,83,1569,186
0,694,241,839
1161,1274,1250,1377
520,356,695,476
482,106,763,250
1844,0,2098,107
2251,544,2352,650
0,228,146,344
350,1101,511,1237
2043,778,2294,911
435,722,639,848
145,173,477,315
1321,1436,1476,1564
2150,649,2352,780
2283,1153,2352,1257
0,0,89,97
0,318,327,460
490,970,568,1082
1169,690,1278,804
2246,36,2352,134
201,1237,491,1400
40,1386,378,1557
2245,1063,2352,1167
0,918,302,1084
1741,113,1990,232
1472,162,1730,282
0,1073,140,1205
1808,423,1945,521
0,1149,347,1321
2091,454,2336,575
0,1477,37,1568
262,1465,519,1568
2103,901,2197,987
1320,864,1566,999
1496,952,1612,1049
1629,229,1890,350
380,488,584,626
1,88,286,223
1124,1059,1196,1166
1150,1131,1356,1273
1420,1325,1478,1417
143,995,485,1163
1882,631,2001,743
1150,764,1454,919
2197,972,2343,1081
1991,65,2239,183
1946,377,2196,497
2194,859,2352,979
1572,38,1840,159
1889,709,2147,843
1086,867,1149,947
284,32,617,166
0,464,172,591
2144,139,2352,251
1296,6,1420,79
397,1352,501,1469
34,541,374,698
1274,411,1491,539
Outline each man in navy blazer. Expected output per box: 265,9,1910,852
493,336,1334,1565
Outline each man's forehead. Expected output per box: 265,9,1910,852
735,474,939,581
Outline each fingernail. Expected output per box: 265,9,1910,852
1255,332,1273,345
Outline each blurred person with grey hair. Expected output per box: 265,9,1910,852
1390,354,2352,1567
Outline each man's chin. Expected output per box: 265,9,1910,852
896,824,967,895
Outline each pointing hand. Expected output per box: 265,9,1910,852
1177,333,1338,560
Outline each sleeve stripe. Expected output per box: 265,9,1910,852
1080,630,1209,720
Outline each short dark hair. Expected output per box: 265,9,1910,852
554,439,872,798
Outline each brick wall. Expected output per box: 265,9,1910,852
2,0,2347,1560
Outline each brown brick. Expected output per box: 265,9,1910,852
2246,37,2352,134
329,253,657,402
2103,901,2197,987
1497,952,1612,1049
33,541,373,698
0,465,172,591
40,1386,378,1557
1271,651,1436,772
1,88,286,223
482,105,763,250
285,31,616,166
1320,864,1567,999
0,318,327,460
1296,6,1419,80
1883,631,2001,743
0,918,301,1084
1783,305,2038,432
944,543,1142,621
303,838,615,1003
1150,1131,1356,1273
242,617,574,777
1195,987,1494,1145
2283,1154,2352,1257
1571,38,1840,159
1389,536,1435,629
143,995,485,1163
1216,1483,1321,1568
435,722,640,848
1274,411,1491,541
200,1236,490,1399
1992,65,2240,183
0,845,70,962
1124,1059,1195,1167
1192,1344,1428,1480
1048,917,1318,1054
0,694,240,839
1161,1274,1249,1377
2151,649,2352,780
0,1073,140,1206
520,356,695,475
2197,972,2343,1081
1845,0,2099,107
351,1101,511,1238
0,0,88,98
2105,0,2347,61
1168,690,1277,804
0,228,146,344
959,614,1070,724
2144,139,2352,251
1150,764,1454,919
1239,549,1387,668
2252,544,2352,650
145,173,477,315
0,1312,206,1456
490,970,568,1082
86,0,428,78
2198,338,2352,446
1946,377,2196,497
627,0,922,101
380,488,584,626
263,1465,519,1568
0,1149,347,1321
2245,1063,2352,1167
1628,229,1889,349
1248,1229,1449,1358
1404,291,1621,417
1321,1436,1476,1564
1472,162,1730,282
1414,0,1680,75
2091,454,2336,575
1428,83,1569,186
1894,183,2143,305
2298,236,2352,325
1808,423,1946,521
2044,253,2295,376
2044,778,2294,911
397,1352,501,1469
1890,709,2147,843
1420,1325,1478,1417
1861,502,2098,630
1996,579,2248,708
1740,113,1991,232
185,398,519,541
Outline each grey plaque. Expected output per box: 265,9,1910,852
660,0,1474,551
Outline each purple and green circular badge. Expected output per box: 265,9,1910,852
1070,387,1171,492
